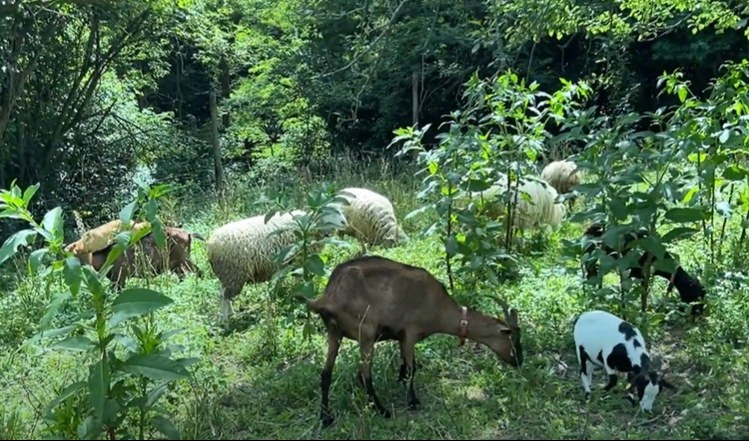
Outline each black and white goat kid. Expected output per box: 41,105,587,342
573,310,675,411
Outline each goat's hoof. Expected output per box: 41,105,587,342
408,398,420,410
321,412,335,428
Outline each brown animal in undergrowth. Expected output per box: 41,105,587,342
301,255,523,428
87,227,204,290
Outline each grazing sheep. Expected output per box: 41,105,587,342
458,176,567,230
541,159,581,195
303,255,522,427
334,187,408,248
88,227,203,290
573,310,674,411
582,223,706,316
206,210,308,323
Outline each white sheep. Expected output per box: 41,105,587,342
334,187,408,248
458,176,566,230
540,159,581,195
206,210,307,323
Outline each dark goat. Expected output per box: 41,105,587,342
303,255,522,427
88,227,203,290
582,223,705,315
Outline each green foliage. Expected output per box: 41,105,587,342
0,181,193,440
393,71,590,290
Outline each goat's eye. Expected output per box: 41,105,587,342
500,329,512,335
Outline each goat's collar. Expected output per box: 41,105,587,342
459,306,468,346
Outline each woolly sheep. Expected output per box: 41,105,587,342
206,210,308,323
541,159,581,195
457,176,567,230
334,187,408,248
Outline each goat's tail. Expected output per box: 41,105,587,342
294,292,325,313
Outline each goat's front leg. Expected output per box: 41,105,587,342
399,336,419,410
320,330,341,428
359,338,390,418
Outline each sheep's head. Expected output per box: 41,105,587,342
483,298,523,367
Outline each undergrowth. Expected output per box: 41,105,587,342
0,159,747,440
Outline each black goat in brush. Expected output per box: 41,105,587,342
582,223,706,316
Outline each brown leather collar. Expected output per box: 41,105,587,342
459,306,468,346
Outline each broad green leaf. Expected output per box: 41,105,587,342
103,398,119,426
466,179,491,192
305,255,325,276
145,383,169,409
78,414,102,441
29,247,48,273
89,360,110,424
53,336,96,352
682,186,699,204
110,288,173,327
35,324,77,340
151,415,181,440
428,161,439,175
40,291,72,330
665,207,708,223
44,381,85,416
0,229,36,265
22,183,40,205
121,354,189,381
152,219,166,249
82,266,104,299
119,201,137,224
63,257,82,296
42,207,63,239
677,85,687,103
635,236,667,260
662,227,698,243
723,165,746,181
445,235,458,257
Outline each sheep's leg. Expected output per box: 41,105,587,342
358,338,390,418
399,336,419,410
602,366,617,392
218,288,233,324
578,346,593,400
320,330,341,428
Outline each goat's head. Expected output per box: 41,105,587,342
626,368,675,412
483,298,523,367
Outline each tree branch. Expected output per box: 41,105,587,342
313,0,409,79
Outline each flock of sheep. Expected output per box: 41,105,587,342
62,159,707,427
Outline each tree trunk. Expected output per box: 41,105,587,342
210,91,223,198
412,70,419,127
220,55,231,128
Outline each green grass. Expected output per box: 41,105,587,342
0,164,748,440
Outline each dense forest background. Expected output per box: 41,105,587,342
3,0,748,227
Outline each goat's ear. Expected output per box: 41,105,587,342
624,393,637,407
659,377,676,391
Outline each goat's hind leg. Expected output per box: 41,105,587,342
320,329,342,428
358,337,391,418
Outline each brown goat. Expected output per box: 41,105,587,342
303,255,522,427
84,227,203,290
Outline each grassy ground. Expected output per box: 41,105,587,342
0,163,748,440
